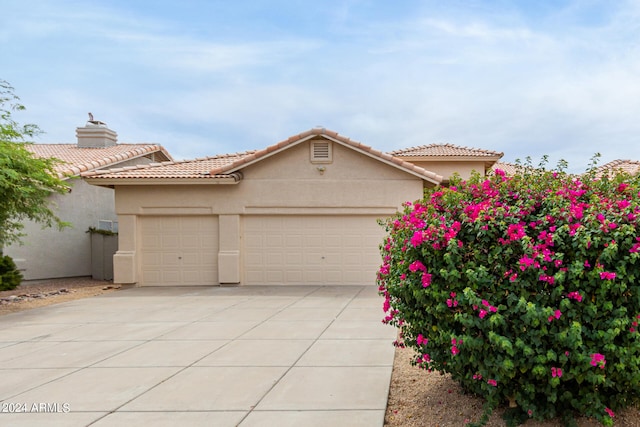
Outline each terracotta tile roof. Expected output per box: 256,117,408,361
82,151,254,180
26,143,173,179
490,161,529,176
594,159,640,177
209,128,443,184
390,143,503,159
83,129,443,184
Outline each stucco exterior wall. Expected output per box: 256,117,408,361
4,180,117,280
404,160,488,181
111,140,426,284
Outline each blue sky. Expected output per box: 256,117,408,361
2,0,639,171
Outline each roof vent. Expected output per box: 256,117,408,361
76,113,117,148
311,141,332,163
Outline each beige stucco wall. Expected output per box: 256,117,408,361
111,139,427,285
403,160,488,181
4,179,117,280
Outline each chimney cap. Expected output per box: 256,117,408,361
87,112,107,127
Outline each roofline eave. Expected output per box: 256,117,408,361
394,155,504,162
83,176,242,187
321,135,443,185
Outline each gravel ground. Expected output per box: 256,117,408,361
1,278,638,426
0,276,120,316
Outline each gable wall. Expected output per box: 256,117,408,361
404,160,488,181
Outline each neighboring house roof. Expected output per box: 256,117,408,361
26,143,173,179
82,151,254,182
594,159,640,177
83,128,444,185
490,161,529,176
390,143,503,160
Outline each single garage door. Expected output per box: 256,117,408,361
140,216,219,286
244,215,385,285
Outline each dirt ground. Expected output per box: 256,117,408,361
1,278,638,426
384,343,640,427
0,277,120,316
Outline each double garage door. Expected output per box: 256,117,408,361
243,215,385,285
139,215,385,286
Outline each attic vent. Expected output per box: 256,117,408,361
311,141,332,163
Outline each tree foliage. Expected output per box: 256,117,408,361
0,79,69,247
378,159,640,426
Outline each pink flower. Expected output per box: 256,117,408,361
451,345,459,355
590,353,606,369
507,223,526,240
416,334,428,346
567,291,583,302
409,260,427,273
421,273,432,288
479,309,488,319
519,255,535,271
383,298,390,313
487,379,497,387
548,310,562,322
410,231,425,247
605,407,615,418
551,367,563,378
473,373,482,380
600,271,616,280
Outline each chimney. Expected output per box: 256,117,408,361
76,114,117,148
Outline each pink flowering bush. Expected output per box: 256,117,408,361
378,160,640,426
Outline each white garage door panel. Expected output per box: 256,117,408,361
140,216,219,286
244,215,385,285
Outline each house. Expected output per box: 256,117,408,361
490,161,528,176
83,128,502,287
4,120,172,280
390,143,503,184
595,159,640,177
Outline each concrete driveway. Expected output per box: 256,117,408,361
0,285,396,427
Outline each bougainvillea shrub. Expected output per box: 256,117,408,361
378,163,640,426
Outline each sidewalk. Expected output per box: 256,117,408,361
0,285,396,426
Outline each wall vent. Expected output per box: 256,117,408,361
311,141,332,163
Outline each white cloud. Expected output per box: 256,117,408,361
3,0,640,174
